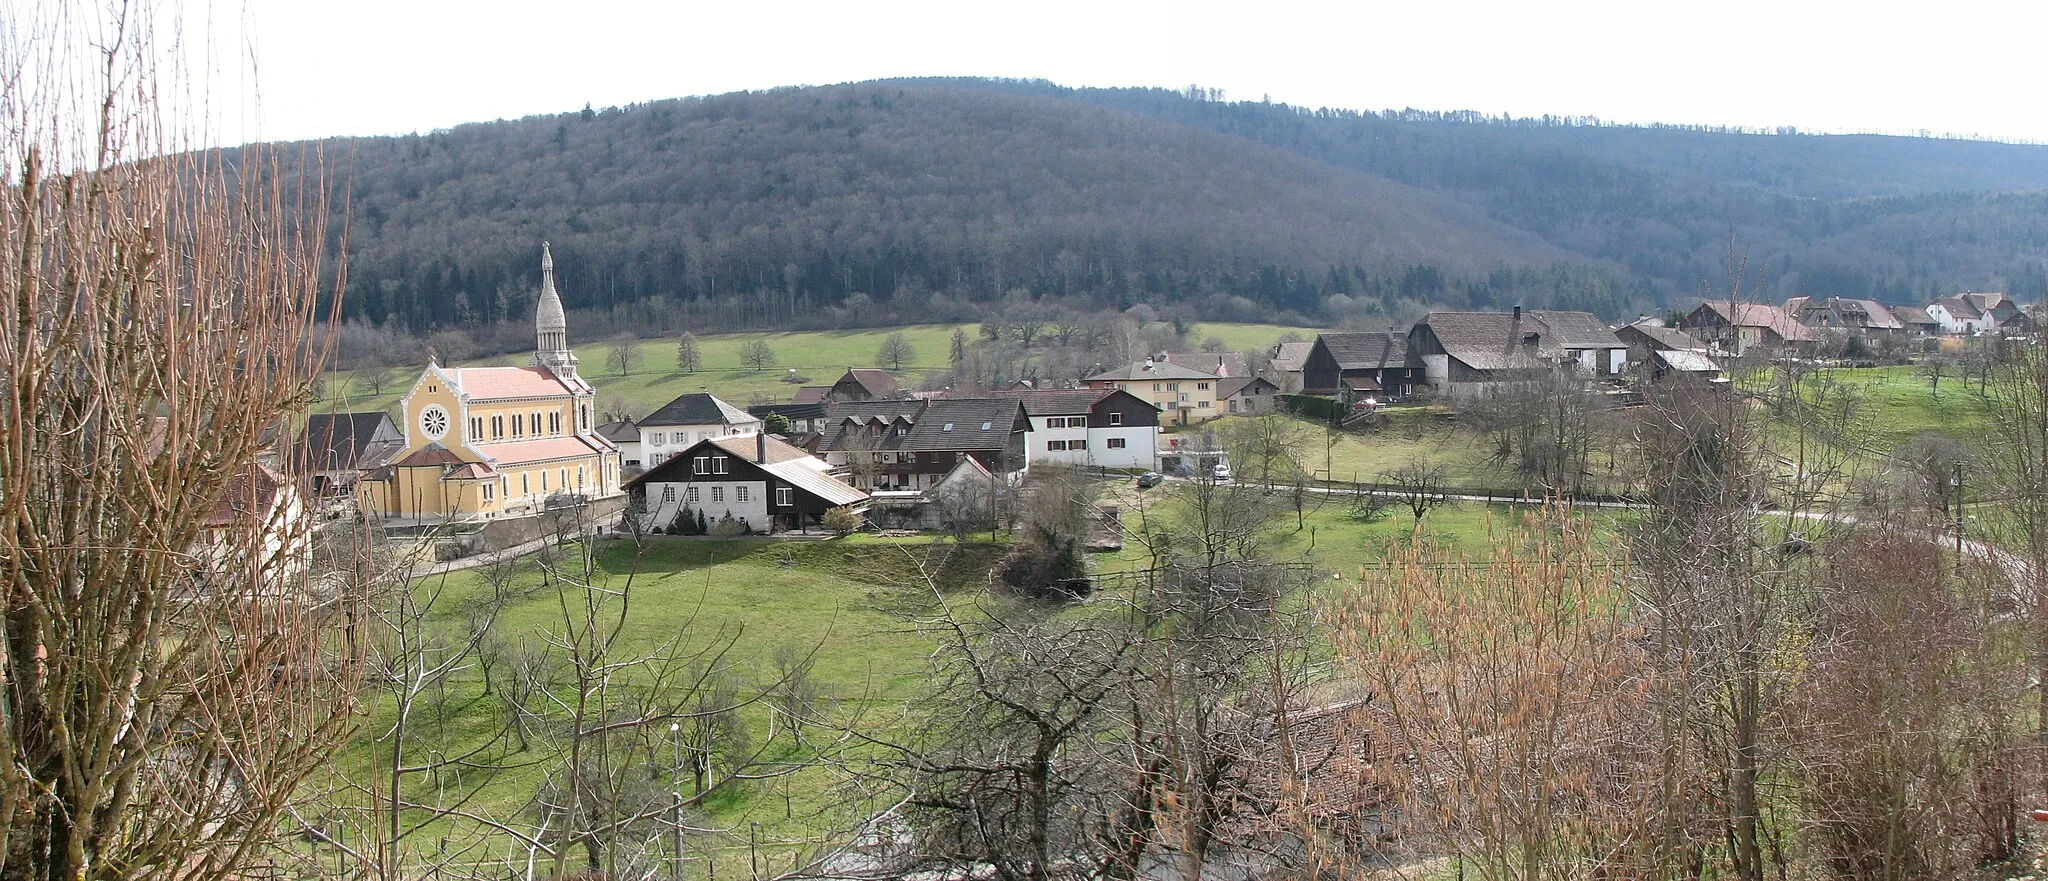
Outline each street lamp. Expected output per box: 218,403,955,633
670,722,684,879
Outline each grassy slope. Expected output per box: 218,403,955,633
318,322,1316,420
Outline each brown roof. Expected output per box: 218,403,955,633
451,366,573,400
1417,310,1621,371
204,463,291,527
704,433,815,466
839,368,901,397
1893,305,1938,325
1271,340,1314,373
1934,296,1981,320
791,385,831,404
1315,331,1407,370
822,398,1027,454
1621,320,1706,351
1218,376,1281,398
1696,301,1819,342
392,444,466,467
1162,351,1250,377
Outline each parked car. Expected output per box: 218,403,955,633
1211,463,1232,482
1351,397,1380,411
1136,471,1165,489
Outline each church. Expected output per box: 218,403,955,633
360,244,623,521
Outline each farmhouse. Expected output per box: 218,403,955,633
626,433,866,535
1678,301,1817,357
1614,318,1706,367
821,397,1030,491
293,411,404,497
1216,376,1281,415
1799,297,1904,336
1269,340,1314,392
1300,331,1413,400
1407,308,1626,398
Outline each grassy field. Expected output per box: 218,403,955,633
318,535,1005,875
318,321,1317,421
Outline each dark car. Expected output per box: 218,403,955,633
1136,471,1165,489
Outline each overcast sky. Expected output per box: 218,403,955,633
186,0,2048,145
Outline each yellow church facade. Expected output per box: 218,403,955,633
360,243,622,521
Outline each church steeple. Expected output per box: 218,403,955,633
533,241,579,379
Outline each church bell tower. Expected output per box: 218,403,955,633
532,242,579,380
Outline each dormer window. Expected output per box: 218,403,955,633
943,423,955,431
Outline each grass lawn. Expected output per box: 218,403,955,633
317,321,1317,421
318,535,1004,875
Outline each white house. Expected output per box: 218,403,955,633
636,393,761,466
625,433,865,534
959,388,1164,470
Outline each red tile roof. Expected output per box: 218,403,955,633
480,436,603,466
204,463,290,527
452,366,571,400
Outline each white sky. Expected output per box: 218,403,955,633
182,0,2048,145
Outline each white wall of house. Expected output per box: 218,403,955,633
614,438,643,466
639,421,760,465
640,479,770,531
1025,416,1092,466
1088,426,1157,469
1423,353,1451,389
1927,305,1976,335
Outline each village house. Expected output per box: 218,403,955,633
1614,317,1707,367
1160,350,1249,378
954,387,1162,470
293,411,405,498
747,402,829,435
1268,340,1314,392
1216,376,1281,415
1406,308,1627,398
626,433,866,535
359,244,622,521
1083,359,1221,426
635,392,761,466
1799,297,1905,337
1678,300,1818,357
821,397,1031,492
595,419,642,467
198,462,312,583
1892,305,1942,336
1300,330,1414,401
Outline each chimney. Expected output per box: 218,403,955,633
756,431,766,464
1513,304,1522,320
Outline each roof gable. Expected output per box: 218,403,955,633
641,392,757,428
1315,331,1407,370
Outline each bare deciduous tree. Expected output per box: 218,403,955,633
1380,457,1449,522
604,334,642,377
876,332,917,371
740,338,777,371
0,7,358,878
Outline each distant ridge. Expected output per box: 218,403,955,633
289,78,2048,334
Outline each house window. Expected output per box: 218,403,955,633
1108,412,1123,426
711,486,724,503
693,456,709,475
736,486,750,503
1153,383,1163,392
1167,402,1179,410
482,482,494,501
1167,383,1179,392
1073,439,1087,450
1198,382,1209,390
649,432,665,445
521,474,529,495
1229,400,1240,413
1107,438,1127,449
776,487,792,507
469,417,483,439
580,405,589,430
713,456,729,474
662,485,676,502
1047,440,1066,451
1197,400,1210,409
560,467,568,490
492,415,504,438
686,486,700,502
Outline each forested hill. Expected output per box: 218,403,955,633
303,79,2048,334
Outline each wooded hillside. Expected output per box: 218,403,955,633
295,79,2048,335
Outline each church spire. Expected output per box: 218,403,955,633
533,241,579,379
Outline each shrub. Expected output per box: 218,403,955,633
823,505,864,534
